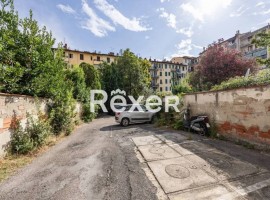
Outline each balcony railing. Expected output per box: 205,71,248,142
151,74,159,79
150,66,158,71
151,83,159,88
244,47,267,59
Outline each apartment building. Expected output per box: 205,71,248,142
171,56,198,71
58,45,118,67
149,59,189,92
201,24,270,67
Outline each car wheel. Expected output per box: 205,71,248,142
121,118,129,127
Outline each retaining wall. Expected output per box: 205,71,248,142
183,85,270,147
0,93,82,156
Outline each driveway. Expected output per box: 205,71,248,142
1,116,270,200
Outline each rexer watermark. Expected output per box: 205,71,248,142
90,89,181,113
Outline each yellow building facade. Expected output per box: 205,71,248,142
62,48,118,67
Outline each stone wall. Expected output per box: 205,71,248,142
183,85,270,147
0,93,82,156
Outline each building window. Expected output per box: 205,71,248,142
160,71,162,76
165,87,168,91
160,80,162,84
80,54,84,60
248,46,253,52
165,72,167,76
165,64,167,69
90,56,93,60
97,56,100,61
168,72,170,76
69,54,73,59
160,87,163,92
107,57,110,63
165,79,168,84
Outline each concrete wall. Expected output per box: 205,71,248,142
0,93,82,156
183,85,270,147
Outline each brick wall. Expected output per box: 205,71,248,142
0,93,82,156
183,85,270,147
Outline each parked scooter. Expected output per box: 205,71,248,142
182,106,210,136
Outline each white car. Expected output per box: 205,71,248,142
115,104,156,127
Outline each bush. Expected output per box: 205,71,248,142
49,91,75,135
10,113,52,154
26,114,51,147
211,69,270,91
10,118,34,154
81,103,97,123
173,120,184,130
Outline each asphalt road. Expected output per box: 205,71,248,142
1,116,270,200
0,116,158,200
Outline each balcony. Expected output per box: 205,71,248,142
150,66,158,71
244,47,267,59
151,74,159,79
151,83,159,88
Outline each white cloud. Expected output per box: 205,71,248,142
81,0,115,37
145,35,150,40
160,0,170,3
157,8,177,29
57,4,76,14
176,26,194,37
253,9,270,16
174,39,202,56
93,0,151,32
181,3,204,22
230,6,249,17
256,2,265,7
181,0,232,22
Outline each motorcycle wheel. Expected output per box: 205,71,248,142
199,122,208,136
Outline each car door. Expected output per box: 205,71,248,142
129,107,142,123
140,105,152,122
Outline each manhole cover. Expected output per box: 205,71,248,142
165,164,190,179
149,146,165,154
262,186,270,198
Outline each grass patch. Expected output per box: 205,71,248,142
0,134,65,183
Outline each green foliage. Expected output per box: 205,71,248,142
252,32,270,68
49,90,76,135
209,119,218,138
81,103,97,123
25,114,51,147
99,49,151,99
65,67,88,102
211,69,270,91
10,117,33,154
10,113,51,154
80,62,101,90
173,120,184,130
172,75,193,95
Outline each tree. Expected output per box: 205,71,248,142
252,32,270,68
172,75,193,94
115,49,151,98
197,44,256,90
65,67,88,102
79,62,101,90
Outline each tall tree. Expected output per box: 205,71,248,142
197,44,256,90
115,49,151,98
79,62,101,90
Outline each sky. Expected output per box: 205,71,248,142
14,0,270,60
